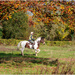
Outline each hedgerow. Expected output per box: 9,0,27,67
0,39,75,46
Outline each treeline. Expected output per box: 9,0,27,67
0,1,75,41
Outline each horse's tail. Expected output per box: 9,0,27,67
17,41,21,50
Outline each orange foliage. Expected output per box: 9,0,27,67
0,1,75,32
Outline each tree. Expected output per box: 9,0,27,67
0,27,3,39
1,1,75,40
2,11,28,39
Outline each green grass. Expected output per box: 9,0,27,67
0,45,75,74
22,45,75,59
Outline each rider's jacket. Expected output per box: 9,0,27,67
29,34,34,41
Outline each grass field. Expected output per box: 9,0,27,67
0,45,75,74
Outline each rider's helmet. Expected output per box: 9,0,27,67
31,32,33,35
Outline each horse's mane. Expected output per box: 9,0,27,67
35,37,41,42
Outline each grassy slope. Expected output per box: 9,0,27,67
0,45,75,74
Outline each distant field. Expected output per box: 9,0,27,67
0,45,75,74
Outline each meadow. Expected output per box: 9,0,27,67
0,44,75,74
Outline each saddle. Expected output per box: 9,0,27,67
28,41,35,49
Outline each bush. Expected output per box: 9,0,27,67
2,11,28,40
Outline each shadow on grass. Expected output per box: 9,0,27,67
0,53,58,66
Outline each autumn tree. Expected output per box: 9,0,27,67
1,1,75,40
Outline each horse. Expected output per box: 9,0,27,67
17,37,45,56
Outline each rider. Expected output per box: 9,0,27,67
29,32,35,44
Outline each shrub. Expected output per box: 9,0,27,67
2,11,28,40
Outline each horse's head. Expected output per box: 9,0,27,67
35,37,45,45
40,37,45,44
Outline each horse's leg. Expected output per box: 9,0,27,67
35,52,37,56
20,47,25,56
35,49,40,56
35,49,38,56
37,49,40,53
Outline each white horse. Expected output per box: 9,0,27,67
17,37,45,56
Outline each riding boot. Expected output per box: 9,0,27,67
32,43,34,49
